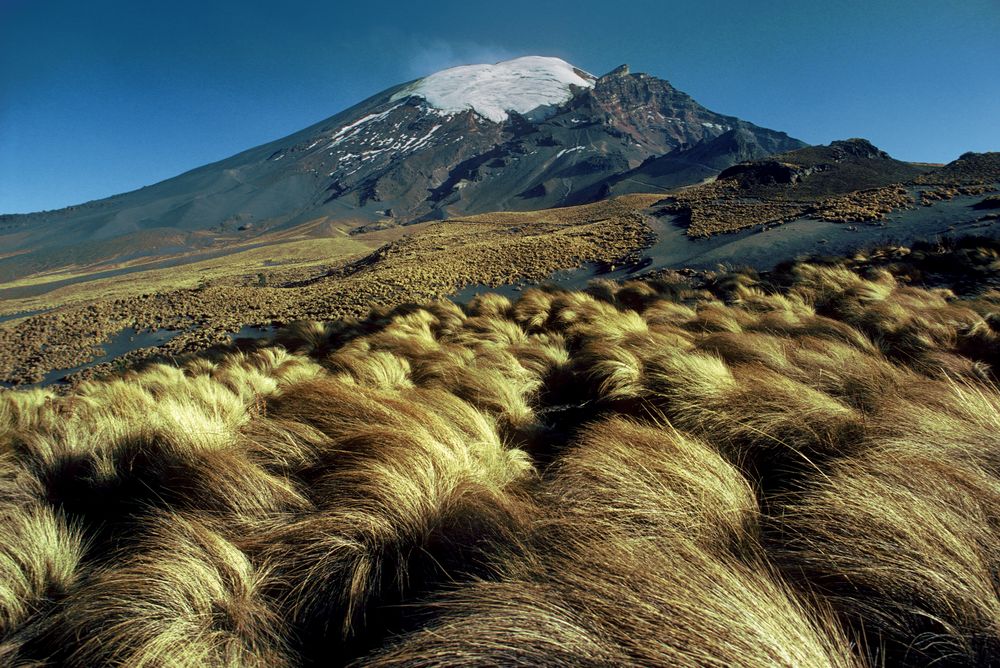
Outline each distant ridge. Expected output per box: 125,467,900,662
651,139,996,237
714,138,928,197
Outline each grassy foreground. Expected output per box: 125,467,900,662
3,239,1000,665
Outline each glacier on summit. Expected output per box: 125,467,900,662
391,56,596,123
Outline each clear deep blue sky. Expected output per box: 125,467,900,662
2,0,998,213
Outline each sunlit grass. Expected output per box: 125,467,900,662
2,240,1000,665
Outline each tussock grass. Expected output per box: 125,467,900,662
363,417,858,667
54,512,295,667
2,241,1000,665
0,505,81,636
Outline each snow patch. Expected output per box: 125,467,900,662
400,124,442,152
391,56,595,123
556,145,586,158
326,104,403,149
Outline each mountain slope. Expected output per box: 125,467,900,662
0,57,804,282
591,127,790,197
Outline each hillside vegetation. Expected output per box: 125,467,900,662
0,196,657,386
2,239,1000,665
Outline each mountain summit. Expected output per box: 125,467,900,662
0,56,804,281
390,56,596,122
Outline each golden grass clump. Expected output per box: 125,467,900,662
54,512,295,667
0,504,81,637
252,378,536,656
2,240,1000,665
548,417,757,549
361,416,860,668
769,424,1000,663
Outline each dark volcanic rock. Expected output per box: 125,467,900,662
718,161,806,186
973,195,1000,210
827,138,891,160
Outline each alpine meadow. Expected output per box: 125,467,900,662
2,3,1000,666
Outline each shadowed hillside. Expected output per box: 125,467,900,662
598,127,832,198
2,240,1000,665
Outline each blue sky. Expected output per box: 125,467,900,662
1,0,998,213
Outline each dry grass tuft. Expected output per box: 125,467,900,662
2,239,1000,665
55,513,295,667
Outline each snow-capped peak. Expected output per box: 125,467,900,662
391,56,595,123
